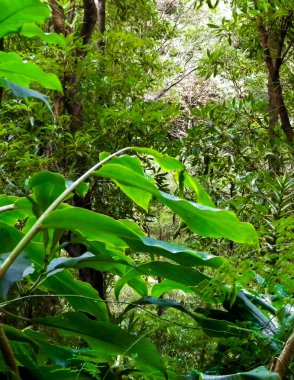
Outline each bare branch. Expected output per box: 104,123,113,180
152,67,197,100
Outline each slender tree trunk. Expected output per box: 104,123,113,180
49,0,98,133
97,0,106,50
274,79,293,143
256,14,294,147
267,70,293,144
49,0,106,301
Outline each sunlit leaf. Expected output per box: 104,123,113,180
20,23,66,47
133,147,185,171
0,0,50,38
0,52,62,91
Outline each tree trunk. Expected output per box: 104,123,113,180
49,0,106,300
256,14,294,147
268,70,293,144
97,0,106,50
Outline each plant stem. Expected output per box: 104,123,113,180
0,324,20,379
271,330,294,379
0,147,131,278
0,204,15,213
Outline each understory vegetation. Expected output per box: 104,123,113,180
0,0,293,379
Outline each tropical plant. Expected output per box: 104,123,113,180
0,146,287,379
0,1,293,379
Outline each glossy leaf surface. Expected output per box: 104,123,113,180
0,0,50,38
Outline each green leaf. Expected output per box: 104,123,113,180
46,251,131,275
0,79,52,110
43,270,109,321
42,207,136,248
182,171,215,207
0,252,34,298
20,23,66,47
158,192,258,245
33,312,167,378
0,195,25,225
28,171,67,213
24,329,86,367
152,279,195,298
122,297,249,338
65,181,89,198
3,324,39,347
98,155,153,211
96,163,258,245
133,147,185,171
0,222,37,297
0,222,107,319
115,262,209,299
10,341,38,369
128,277,149,297
0,0,50,38
0,52,62,91
42,208,228,267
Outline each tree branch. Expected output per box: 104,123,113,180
152,67,197,101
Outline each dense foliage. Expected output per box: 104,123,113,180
0,0,293,379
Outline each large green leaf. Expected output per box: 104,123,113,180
181,171,215,207
43,271,109,321
0,52,62,91
133,147,185,172
151,279,196,298
28,171,67,213
0,195,25,225
97,155,153,210
33,312,167,378
0,223,108,320
20,23,66,47
139,237,226,267
41,208,228,267
0,0,50,38
10,341,38,369
114,262,209,299
46,251,132,275
122,297,250,338
96,164,258,245
158,192,258,245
